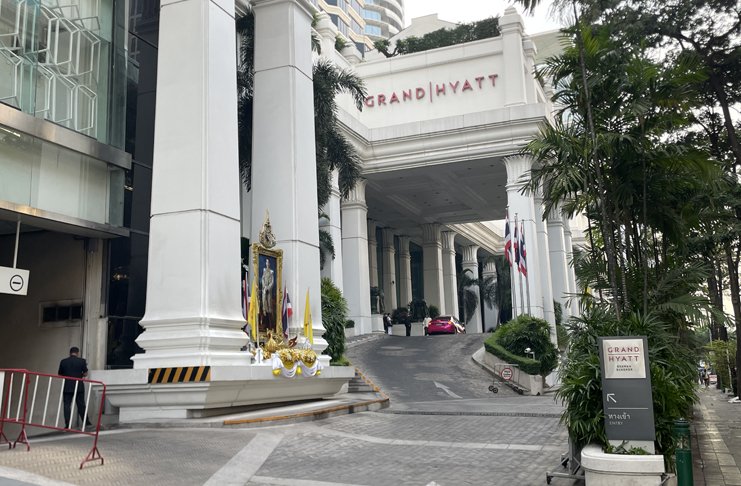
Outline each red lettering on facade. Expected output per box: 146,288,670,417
378,94,386,105
416,87,425,99
462,80,473,91
449,81,459,93
489,74,498,86
475,76,485,88
365,96,374,107
436,84,446,96
389,92,400,103
403,89,412,101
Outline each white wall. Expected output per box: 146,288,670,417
0,231,86,373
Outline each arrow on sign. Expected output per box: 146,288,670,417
607,393,617,403
434,382,461,399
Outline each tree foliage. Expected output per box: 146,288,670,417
320,277,348,362
374,17,500,58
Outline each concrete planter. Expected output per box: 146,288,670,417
581,443,665,486
344,327,355,338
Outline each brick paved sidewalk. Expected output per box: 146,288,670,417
692,387,741,486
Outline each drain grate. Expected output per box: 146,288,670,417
378,410,562,418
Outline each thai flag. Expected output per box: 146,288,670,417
281,286,292,338
514,216,520,269
504,210,512,267
519,223,527,277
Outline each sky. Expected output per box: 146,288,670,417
404,0,563,35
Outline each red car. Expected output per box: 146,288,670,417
428,316,466,335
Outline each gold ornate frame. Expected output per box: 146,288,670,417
252,243,283,340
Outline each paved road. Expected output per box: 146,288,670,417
0,334,576,486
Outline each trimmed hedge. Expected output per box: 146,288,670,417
484,335,541,375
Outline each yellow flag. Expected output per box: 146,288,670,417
303,289,313,344
248,276,258,342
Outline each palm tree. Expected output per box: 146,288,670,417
480,255,511,328
457,269,479,326
236,10,366,210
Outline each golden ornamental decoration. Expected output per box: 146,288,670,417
259,210,277,248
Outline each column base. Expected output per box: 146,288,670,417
133,316,250,369
90,364,354,422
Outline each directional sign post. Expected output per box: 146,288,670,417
598,336,655,443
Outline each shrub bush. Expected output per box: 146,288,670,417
330,356,350,366
391,307,408,324
495,315,559,376
484,335,541,375
408,299,427,321
556,324,569,351
345,319,355,329
428,305,440,319
554,300,563,327
321,277,347,362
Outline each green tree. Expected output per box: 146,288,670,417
320,277,348,363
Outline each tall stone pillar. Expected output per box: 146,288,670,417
461,245,482,333
398,236,412,309
341,180,372,334
380,228,397,312
367,220,379,288
421,223,445,315
441,231,458,319
504,155,548,324
133,0,248,368
251,0,326,354
533,189,557,344
547,206,570,317
320,171,344,290
482,261,499,331
562,213,579,316
500,7,527,107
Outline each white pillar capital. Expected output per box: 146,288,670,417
381,227,395,249
341,179,367,210
421,223,442,246
482,261,497,277
398,235,411,257
441,231,457,251
367,219,379,244
462,245,480,264
504,155,533,189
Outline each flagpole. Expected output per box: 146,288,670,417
507,209,518,319
524,223,531,315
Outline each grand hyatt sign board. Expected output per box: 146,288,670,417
364,74,499,107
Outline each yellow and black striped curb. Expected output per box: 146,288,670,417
148,366,211,384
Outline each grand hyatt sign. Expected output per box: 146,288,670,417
364,74,499,107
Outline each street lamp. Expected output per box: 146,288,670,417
525,347,535,360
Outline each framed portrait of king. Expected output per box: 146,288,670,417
252,243,283,338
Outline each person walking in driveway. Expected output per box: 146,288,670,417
423,314,431,336
58,347,91,429
405,313,412,337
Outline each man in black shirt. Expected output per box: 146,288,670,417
58,347,90,429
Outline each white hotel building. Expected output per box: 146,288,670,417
0,0,581,417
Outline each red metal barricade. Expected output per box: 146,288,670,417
0,369,105,469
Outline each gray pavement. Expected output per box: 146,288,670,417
0,333,578,485
693,387,741,486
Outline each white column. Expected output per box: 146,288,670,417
133,0,248,368
83,239,105,370
500,7,527,107
482,261,499,331
522,35,537,104
562,212,579,316
547,206,570,317
367,220,379,288
341,180,372,334
533,189,557,344
441,231,458,319
421,223,445,314
461,245,482,333
380,228,397,312
251,0,326,355
398,236,412,308
504,155,546,321
320,171,344,290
